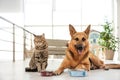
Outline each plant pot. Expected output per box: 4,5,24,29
105,50,114,60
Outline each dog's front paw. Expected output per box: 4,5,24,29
53,70,63,75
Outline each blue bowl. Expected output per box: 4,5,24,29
69,69,87,77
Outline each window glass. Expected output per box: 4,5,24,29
24,0,113,40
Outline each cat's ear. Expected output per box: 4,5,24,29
33,34,36,37
42,33,45,37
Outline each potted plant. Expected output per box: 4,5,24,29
98,22,119,60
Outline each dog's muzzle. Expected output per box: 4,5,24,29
75,44,84,54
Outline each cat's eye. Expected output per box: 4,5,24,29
82,37,86,41
75,38,79,41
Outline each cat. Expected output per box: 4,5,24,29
25,33,48,72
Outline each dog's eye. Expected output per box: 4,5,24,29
82,37,86,41
75,38,79,41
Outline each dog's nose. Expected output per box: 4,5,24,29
75,44,84,50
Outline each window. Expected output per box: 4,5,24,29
24,0,113,40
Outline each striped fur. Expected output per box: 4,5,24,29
26,33,48,72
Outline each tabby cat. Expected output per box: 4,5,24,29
25,33,48,72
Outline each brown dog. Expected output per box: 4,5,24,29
54,24,120,75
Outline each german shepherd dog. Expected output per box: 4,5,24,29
54,24,120,75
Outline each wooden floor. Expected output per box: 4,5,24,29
0,59,120,80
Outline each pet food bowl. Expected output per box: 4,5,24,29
69,69,87,77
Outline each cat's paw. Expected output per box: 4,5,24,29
25,67,37,72
38,68,42,72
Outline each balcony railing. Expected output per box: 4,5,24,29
0,16,34,62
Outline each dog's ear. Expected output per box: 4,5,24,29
84,24,91,38
69,24,77,37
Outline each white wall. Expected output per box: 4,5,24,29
117,0,120,61
0,0,24,26
0,0,23,12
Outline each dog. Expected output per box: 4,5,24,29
54,24,120,75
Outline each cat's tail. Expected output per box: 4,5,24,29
105,64,120,69
25,67,38,72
